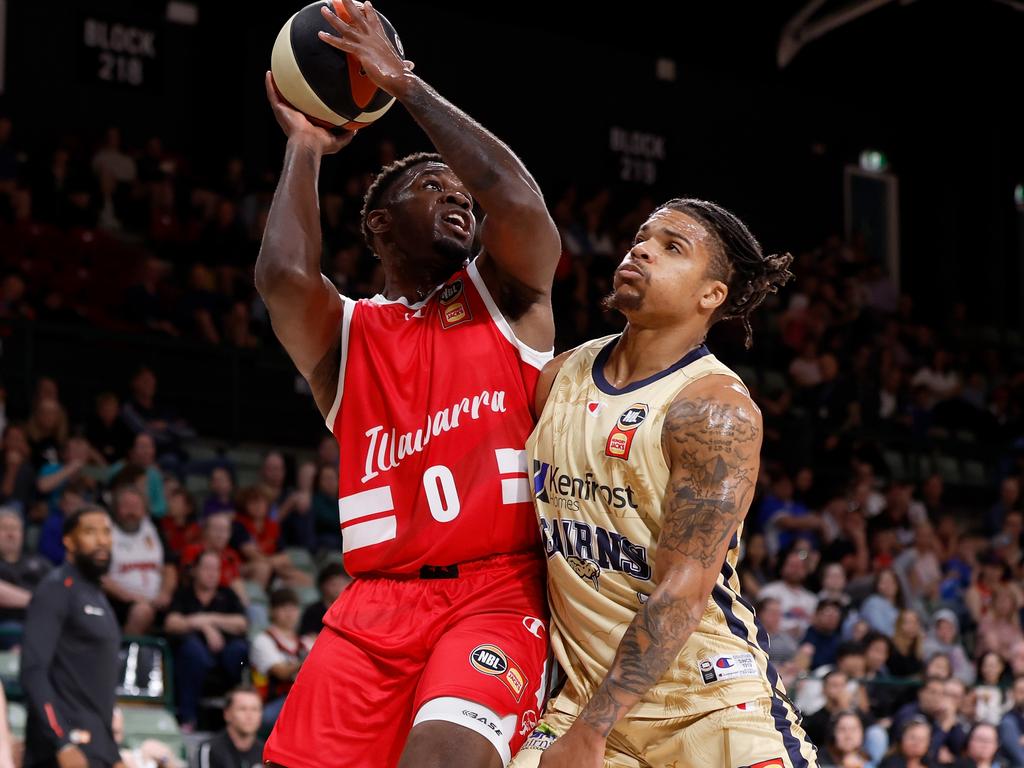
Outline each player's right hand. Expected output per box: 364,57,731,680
265,71,355,156
57,745,88,768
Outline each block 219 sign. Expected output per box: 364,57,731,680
82,18,158,87
610,127,666,186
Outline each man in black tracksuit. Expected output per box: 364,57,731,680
20,505,123,768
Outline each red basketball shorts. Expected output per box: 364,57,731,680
264,552,550,768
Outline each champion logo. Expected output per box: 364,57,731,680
586,401,602,416
716,658,734,669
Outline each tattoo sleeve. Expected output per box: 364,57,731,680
577,392,761,737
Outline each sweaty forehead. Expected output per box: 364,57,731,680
404,162,463,189
639,208,712,242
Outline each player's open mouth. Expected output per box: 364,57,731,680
441,211,471,236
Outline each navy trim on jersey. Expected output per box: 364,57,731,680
713,563,811,768
591,337,711,396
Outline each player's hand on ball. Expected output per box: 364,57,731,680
318,0,416,97
264,71,356,155
538,727,605,768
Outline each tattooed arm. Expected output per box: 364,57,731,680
539,376,762,767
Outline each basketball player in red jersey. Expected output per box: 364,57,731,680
257,2,560,767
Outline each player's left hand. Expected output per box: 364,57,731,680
537,726,605,768
318,0,416,98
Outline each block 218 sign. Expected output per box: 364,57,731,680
82,17,158,87
610,127,666,186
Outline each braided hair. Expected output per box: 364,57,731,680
661,198,794,349
360,151,444,251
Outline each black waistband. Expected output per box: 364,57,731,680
418,564,459,579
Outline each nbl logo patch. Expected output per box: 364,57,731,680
438,279,473,329
468,644,529,702
470,644,507,675
605,403,649,460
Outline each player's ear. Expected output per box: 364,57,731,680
366,208,391,236
700,279,728,313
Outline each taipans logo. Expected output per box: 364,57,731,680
567,555,601,591
469,644,508,675
605,403,649,460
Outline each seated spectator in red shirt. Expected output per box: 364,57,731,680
237,488,311,589
237,487,279,556
160,487,200,554
181,512,245,604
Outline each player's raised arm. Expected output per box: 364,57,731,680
318,0,560,339
255,72,355,417
539,378,762,768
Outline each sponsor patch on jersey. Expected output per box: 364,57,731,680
566,555,601,591
504,664,527,701
698,652,759,684
470,644,508,675
438,279,473,329
69,729,92,745
83,604,105,616
741,759,785,768
522,722,557,751
604,403,649,460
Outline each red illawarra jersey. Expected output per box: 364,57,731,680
325,260,551,577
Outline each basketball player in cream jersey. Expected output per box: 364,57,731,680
510,199,818,768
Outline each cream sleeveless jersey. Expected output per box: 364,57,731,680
526,334,781,720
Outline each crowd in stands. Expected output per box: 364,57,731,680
3,117,1024,767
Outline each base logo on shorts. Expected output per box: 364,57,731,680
461,709,504,739
522,722,557,751
741,759,784,768
469,644,530,702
